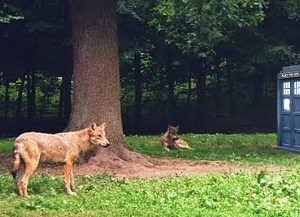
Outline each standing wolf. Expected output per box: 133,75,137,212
161,125,192,151
11,123,110,198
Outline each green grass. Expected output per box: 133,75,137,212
0,138,14,153
1,172,300,216
1,134,300,216
127,133,300,167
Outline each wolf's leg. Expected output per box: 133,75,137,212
64,162,75,195
21,158,39,198
16,163,25,196
162,142,170,151
70,165,75,191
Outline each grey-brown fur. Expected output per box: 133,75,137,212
161,125,192,151
11,123,110,198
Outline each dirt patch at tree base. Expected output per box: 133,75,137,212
0,153,287,179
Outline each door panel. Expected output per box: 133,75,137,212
282,80,292,147
294,98,300,111
294,132,300,147
294,115,300,129
283,131,291,145
283,114,291,128
293,80,300,148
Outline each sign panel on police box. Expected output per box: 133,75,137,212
278,72,300,79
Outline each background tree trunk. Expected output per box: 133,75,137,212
166,47,177,124
27,72,36,120
134,52,142,131
68,0,130,162
58,71,72,121
195,61,206,119
16,73,25,118
4,80,10,118
186,70,192,107
57,77,64,119
64,72,72,121
40,89,49,118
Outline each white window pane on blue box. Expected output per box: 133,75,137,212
295,81,300,95
283,82,290,95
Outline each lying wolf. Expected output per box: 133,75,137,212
161,125,192,151
11,123,110,198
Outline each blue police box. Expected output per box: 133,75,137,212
277,65,300,153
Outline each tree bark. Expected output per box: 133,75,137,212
68,0,128,161
16,73,25,118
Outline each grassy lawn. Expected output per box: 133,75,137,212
1,134,300,216
1,172,300,217
127,133,300,167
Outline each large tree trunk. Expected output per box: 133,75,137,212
68,0,137,164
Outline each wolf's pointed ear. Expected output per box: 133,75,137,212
175,125,179,131
91,123,97,130
167,125,171,131
101,122,106,129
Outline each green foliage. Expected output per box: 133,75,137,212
2,172,300,216
149,0,267,57
285,0,300,21
0,0,23,23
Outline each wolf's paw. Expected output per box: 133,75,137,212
67,191,77,196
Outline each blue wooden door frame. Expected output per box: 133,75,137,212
276,65,300,153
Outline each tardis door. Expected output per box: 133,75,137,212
281,79,292,147
293,79,300,148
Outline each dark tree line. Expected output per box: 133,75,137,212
0,0,300,135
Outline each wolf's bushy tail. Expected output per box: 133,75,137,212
11,146,21,179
